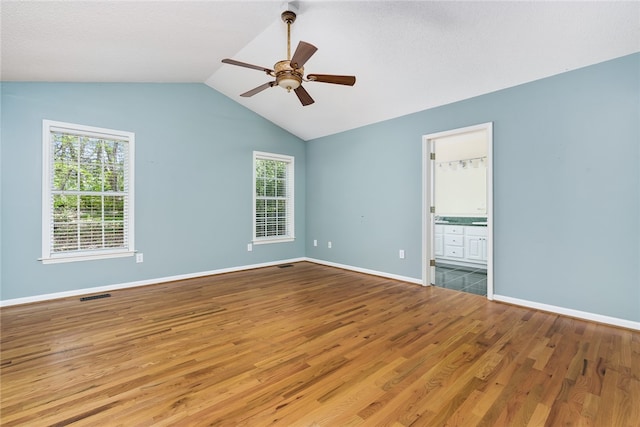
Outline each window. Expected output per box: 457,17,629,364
41,120,135,263
253,151,294,244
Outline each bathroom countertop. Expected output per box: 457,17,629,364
435,217,487,226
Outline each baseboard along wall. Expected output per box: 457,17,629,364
2,258,638,331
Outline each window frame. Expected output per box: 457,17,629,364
252,151,295,245
41,120,135,264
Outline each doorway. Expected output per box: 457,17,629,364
422,123,493,299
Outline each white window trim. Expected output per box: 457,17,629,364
253,151,295,245
41,120,135,264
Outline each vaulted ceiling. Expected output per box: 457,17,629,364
2,1,639,140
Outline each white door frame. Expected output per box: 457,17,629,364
421,122,494,300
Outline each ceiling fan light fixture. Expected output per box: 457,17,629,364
274,60,303,92
278,76,301,91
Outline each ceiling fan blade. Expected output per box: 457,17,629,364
222,59,274,73
294,85,315,106
240,81,276,97
307,74,356,86
290,41,318,69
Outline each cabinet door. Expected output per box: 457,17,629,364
435,234,444,256
464,235,487,262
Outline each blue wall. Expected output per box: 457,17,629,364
0,83,306,300
2,54,638,323
306,53,639,322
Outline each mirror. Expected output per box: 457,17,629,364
434,130,487,216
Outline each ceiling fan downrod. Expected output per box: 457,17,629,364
281,11,297,61
277,10,303,92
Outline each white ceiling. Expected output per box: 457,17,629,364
2,1,639,141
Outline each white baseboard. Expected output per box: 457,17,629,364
307,260,639,331
305,257,423,285
493,294,640,331
0,258,306,307
3,260,637,332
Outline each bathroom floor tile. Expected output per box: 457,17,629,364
435,264,487,296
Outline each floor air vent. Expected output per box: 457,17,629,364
278,264,294,268
80,293,111,301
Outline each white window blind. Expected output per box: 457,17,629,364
42,120,135,263
253,151,294,243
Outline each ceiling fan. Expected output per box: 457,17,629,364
221,9,356,106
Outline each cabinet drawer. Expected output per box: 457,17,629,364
445,246,464,258
444,225,463,235
444,234,463,246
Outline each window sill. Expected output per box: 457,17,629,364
40,251,135,264
253,237,295,245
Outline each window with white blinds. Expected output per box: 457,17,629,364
253,151,294,244
41,120,135,263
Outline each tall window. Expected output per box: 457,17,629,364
42,120,135,263
253,151,294,244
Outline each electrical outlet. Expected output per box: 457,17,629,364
313,239,317,247
247,243,253,252
328,241,332,249
399,249,405,259
136,253,143,263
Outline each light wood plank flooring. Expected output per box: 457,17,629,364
1,262,639,426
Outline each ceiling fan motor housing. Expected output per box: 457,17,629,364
275,60,303,91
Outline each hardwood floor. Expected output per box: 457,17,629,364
1,262,638,426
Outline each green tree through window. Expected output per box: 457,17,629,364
42,121,134,263
253,152,294,242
